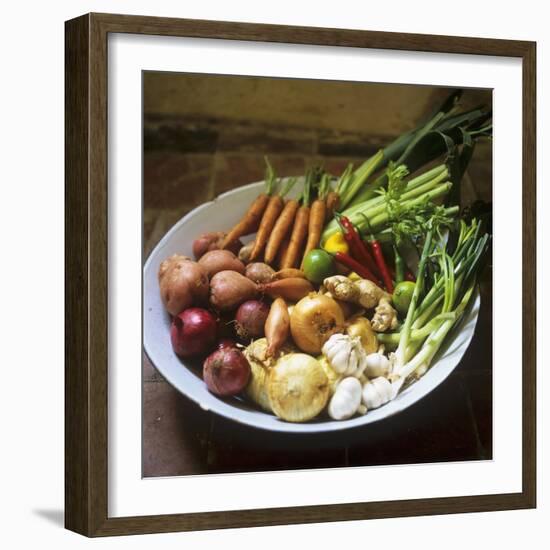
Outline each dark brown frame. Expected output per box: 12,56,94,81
65,12,537,537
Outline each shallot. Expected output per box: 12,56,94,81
259,278,314,302
264,297,290,358
209,270,258,312
245,262,275,284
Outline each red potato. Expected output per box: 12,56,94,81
193,232,242,260
158,254,209,316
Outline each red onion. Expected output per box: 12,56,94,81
235,300,270,341
170,308,217,358
203,348,251,396
217,338,238,350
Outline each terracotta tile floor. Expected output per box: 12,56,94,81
142,117,493,477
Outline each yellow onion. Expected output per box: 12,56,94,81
290,293,344,354
346,316,378,355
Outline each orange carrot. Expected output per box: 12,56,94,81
250,194,284,261
263,178,299,265
300,199,325,265
276,236,291,270
301,174,329,266
222,158,276,249
222,193,269,249
281,176,312,269
325,191,339,221
250,176,296,261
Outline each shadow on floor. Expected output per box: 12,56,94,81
33,509,64,527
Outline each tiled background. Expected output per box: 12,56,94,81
143,74,492,477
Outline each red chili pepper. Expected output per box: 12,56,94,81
335,214,381,278
359,214,394,293
334,252,379,284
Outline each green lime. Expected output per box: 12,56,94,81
302,249,335,284
392,281,416,317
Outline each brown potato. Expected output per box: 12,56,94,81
158,255,209,316
198,250,246,278
192,232,242,260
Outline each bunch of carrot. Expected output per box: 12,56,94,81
222,160,337,270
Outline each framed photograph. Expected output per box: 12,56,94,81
65,12,536,537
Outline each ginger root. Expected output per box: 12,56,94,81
354,279,387,309
323,275,398,333
322,275,360,302
371,296,398,332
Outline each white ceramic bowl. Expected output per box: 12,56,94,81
143,180,480,433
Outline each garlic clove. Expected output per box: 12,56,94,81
362,381,382,409
328,377,362,420
365,352,390,378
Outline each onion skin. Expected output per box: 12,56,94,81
259,278,314,302
245,262,275,284
265,297,290,358
170,308,217,358
158,255,209,316
346,316,378,355
290,294,345,354
238,241,255,264
203,348,251,396
235,300,270,341
209,270,258,312
193,232,242,260
198,249,245,278
217,338,238,350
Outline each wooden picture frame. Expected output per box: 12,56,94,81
65,12,536,537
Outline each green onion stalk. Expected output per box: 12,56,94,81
392,227,435,370
321,163,455,244
336,90,463,208
394,279,476,385
348,101,491,206
380,219,489,395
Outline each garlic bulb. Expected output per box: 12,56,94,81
364,353,391,378
322,333,367,377
362,377,394,410
328,377,362,420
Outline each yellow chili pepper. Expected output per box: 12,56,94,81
323,231,349,255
